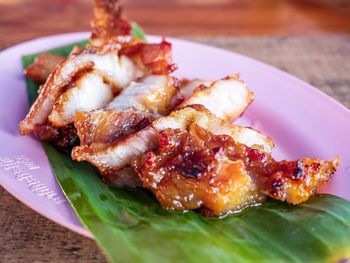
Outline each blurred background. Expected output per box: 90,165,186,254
0,0,350,47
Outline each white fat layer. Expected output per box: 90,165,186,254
49,73,113,126
93,54,142,89
180,79,212,99
88,127,158,169
154,108,273,153
107,75,168,111
57,53,139,89
232,128,273,153
181,79,251,121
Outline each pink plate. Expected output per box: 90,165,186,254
0,33,349,239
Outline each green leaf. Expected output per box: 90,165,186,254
22,43,350,263
131,22,146,41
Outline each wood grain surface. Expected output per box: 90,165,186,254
0,0,350,48
1,34,350,262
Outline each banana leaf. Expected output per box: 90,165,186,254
131,22,146,41
21,29,350,263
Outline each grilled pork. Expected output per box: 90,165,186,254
19,0,176,148
179,75,253,122
19,40,143,135
132,125,339,215
70,74,265,187
70,74,181,187
18,0,339,216
72,105,273,186
25,53,66,83
107,75,181,115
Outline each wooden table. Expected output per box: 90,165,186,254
0,0,350,48
1,1,350,262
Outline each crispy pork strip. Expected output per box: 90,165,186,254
132,125,339,215
49,70,114,126
73,109,156,187
72,106,273,186
72,121,157,173
74,110,154,149
107,75,181,115
90,0,132,46
19,46,142,135
25,53,66,83
179,75,253,121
